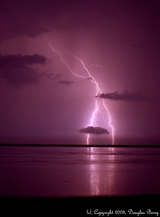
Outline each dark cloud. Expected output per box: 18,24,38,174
0,0,159,42
98,91,146,101
79,126,109,135
0,25,50,42
0,1,50,42
0,54,49,87
58,80,73,85
1,68,41,87
0,54,48,67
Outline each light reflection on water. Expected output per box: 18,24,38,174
0,146,160,197
87,147,115,196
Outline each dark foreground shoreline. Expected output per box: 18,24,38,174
1,195,160,216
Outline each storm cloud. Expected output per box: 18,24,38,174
0,54,49,87
98,91,146,101
0,54,48,67
0,1,49,42
79,126,109,135
0,0,93,42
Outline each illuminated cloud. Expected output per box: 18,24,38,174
79,126,109,135
58,80,74,85
0,54,49,87
98,91,146,101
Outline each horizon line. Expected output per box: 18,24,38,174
0,143,160,148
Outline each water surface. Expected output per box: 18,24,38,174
0,146,160,197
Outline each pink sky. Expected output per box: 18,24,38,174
0,0,159,144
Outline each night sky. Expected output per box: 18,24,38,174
0,0,159,145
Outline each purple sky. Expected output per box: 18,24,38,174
0,0,159,144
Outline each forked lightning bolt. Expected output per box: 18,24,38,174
66,49,114,145
47,38,115,145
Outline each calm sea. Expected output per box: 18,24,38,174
0,146,160,197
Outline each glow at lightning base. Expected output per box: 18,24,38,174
47,38,115,145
